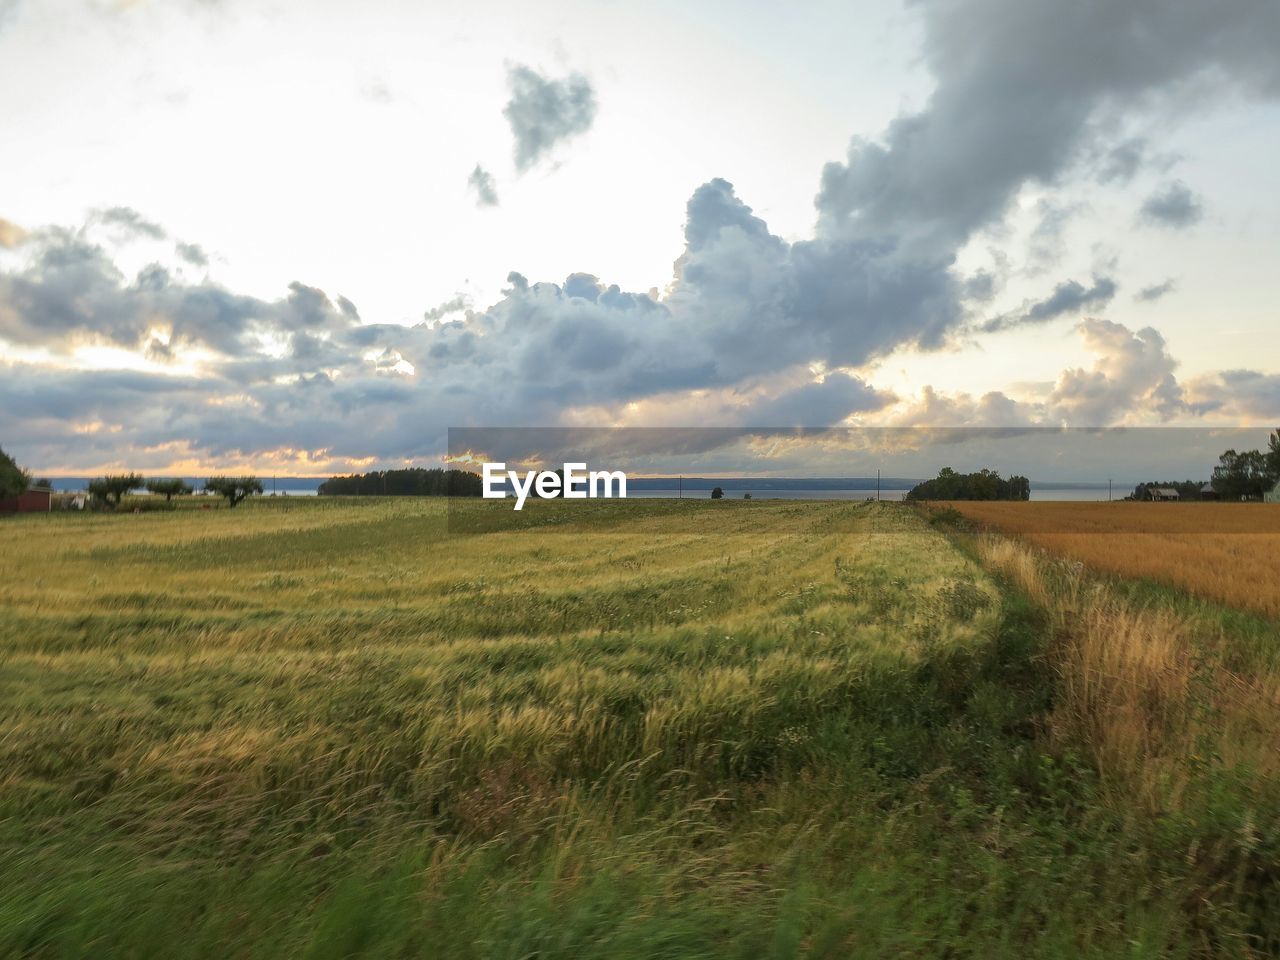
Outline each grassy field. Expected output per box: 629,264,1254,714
938,501,1280,619
1,498,1278,957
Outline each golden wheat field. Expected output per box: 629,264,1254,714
944,502,1280,619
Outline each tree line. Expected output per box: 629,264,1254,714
85,474,263,508
905,467,1030,501
317,468,483,497
1209,430,1280,499
1,449,264,509
1129,429,1280,501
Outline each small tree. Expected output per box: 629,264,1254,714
742,492,752,500
0,446,30,500
710,486,724,500
88,473,144,509
204,476,263,508
146,478,194,502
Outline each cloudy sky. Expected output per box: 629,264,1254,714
1,0,1278,477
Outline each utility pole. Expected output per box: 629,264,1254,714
1108,478,1112,502
876,468,881,501
678,475,683,499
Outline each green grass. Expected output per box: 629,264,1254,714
0,498,1273,956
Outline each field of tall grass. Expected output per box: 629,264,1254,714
1,498,1278,956
940,501,1280,618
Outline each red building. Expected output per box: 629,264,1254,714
0,488,52,514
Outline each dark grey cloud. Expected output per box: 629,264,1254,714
1135,278,1176,302
816,0,1279,258
737,373,893,427
961,269,1000,303
981,276,1117,333
503,64,597,171
467,164,499,207
1096,137,1147,184
1138,180,1203,229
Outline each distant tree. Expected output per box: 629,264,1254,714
1212,449,1270,501
318,467,483,497
743,492,753,500
146,478,194,501
0,447,31,500
88,473,144,509
906,467,1030,501
1267,428,1280,485
204,476,263,508
33,478,53,490
710,486,724,500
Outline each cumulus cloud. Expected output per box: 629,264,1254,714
981,276,1117,333
890,386,1036,429
1186,369,1280,419
891,318,1193,429
1139,181,1203,229
467,164,499,207
503,64,597,171
1048,319,1185,424
0,187,943,468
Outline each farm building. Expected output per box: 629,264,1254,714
1149,487,1181,502
0,487,52,514
1200,482,1218,501
1267,481,1280,504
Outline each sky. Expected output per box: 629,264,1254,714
1,0,1278,479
